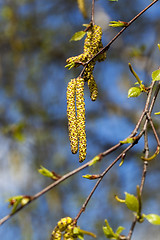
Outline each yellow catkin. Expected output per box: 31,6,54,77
88,75,98,101
66,79,78,154
51,229,61,240
66,25,107,162
51,217,73,240
76,77,87,162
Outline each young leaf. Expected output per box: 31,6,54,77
109,21,128,27
120,138,134,144
128,63,142,85
152,69,160,82
128,87,141,98
73,227,96,239
89,155,101,166
103,219,116,239
155,112,160,115
70,31,86,42
115,226,125,236
82,174,99,180
7,195,23,213
125,192,139,213
143,214,160,225
38,165,54,178
38,165,60,180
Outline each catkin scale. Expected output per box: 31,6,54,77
66,79,78,154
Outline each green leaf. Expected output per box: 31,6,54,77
109,0,118,2
7,195,23,213
109,21,127,27
143,214,160,225
73,227,96,239
155,112,160,115
125,192,139,213
38,165,57,179
89,155,100,166
115,226,125,236
70,31,86,42
152,69,160,81
120,138,134,144
158,44,160,51
128,87,141,98
103,219,116,239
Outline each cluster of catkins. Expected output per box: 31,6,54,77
66,24,106,162
51,217,76,240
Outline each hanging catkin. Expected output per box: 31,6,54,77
66,78,78,154
76,77,87,162
66,24,106,162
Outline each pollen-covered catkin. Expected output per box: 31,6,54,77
66,79,78,154
66,24,107,162
76,77,87,162
51,217,73,240
51,228,61,240
88,75,98,101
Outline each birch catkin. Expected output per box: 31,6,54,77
51,217,73,240
66,78,78,154
76,77,87,162
66,24,107,162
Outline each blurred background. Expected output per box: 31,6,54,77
0,0,160,239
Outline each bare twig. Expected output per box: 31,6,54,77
91,0,95,25
75,143,138,222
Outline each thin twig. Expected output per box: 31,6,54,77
84,0,159,68
91,0,95,25
0,141,123,226
75,143,136,222
127,129,149,240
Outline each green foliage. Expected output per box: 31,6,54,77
109,21,128,27
120,137,134,144
128,63,147,98
7,195,30,213
152,69,160,81
155,112,160,115
70,31,86,42
128,63,142,85
128,86,141,98
143,214,160,225
103,219,124,239
38,165,60,180
125,192,139,213
89,155,101,166
73,227,96,239
108,0,118,2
